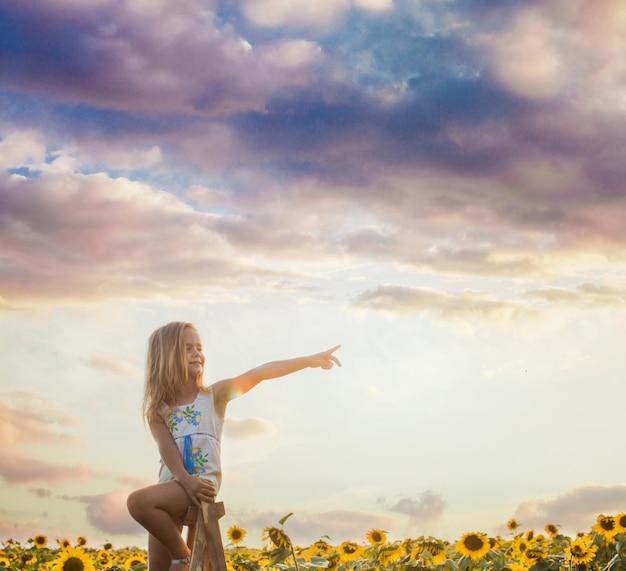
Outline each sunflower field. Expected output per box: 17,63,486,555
2,513,626,571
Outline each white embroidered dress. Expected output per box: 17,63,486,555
157,389,223,491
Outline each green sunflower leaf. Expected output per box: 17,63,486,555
308,556,330,568
279,513,294,526
441,559,458,571
269,547,292,565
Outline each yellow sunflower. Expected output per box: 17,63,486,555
511,536,530,559
338,541,362,562
565,538,597,565
228,525,247,545
519,546,546,566
76,536,87,547
263,527,291,549
20,552,37,565
507,519,521,531
525,530,534,541
326,552,341,571
255,554,270,567
366,529,387,545
229,560,255,571
376,542,403,566
508,563,528,571
96,550,112,566
411,538,447,564
0,556,9,567
428,551,448,565
298,539,332,560
456,532,490,560
592,515,618,539
123,552,147,569
616,513,626,533
544,524,558,538
50,546,97,571
532,535,550,554
59,539,72,550
32,534,48,548
310,539,332,555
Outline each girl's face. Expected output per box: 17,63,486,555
183,327,205,380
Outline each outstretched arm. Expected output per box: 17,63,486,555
212,345,341,418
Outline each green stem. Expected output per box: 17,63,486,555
290,541,300,571
602,553,619,571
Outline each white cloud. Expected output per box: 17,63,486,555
525,283,626,307
485,2,626,109
82,355,142,378
242,0,350,29
352,284,532,321
487,8,563,100
353,0,393,13
0,128,46,169
260,40,323,69
74,144,162,172
224,417,276,440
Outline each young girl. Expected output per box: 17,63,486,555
127,321,341,571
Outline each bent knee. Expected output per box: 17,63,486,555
126,490,145,519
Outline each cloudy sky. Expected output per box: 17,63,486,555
2,0,626,551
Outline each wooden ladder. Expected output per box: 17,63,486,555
183,501,227,571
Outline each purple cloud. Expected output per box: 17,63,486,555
510,484,626,535
0,449,92,484
0,395,81,447
63,488,144,536
0,0,333,116
0,394,88,484
0,0,625,313
386,491,447,524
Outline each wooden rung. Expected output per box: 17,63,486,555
184,506,198,526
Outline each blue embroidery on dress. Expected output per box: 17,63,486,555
167,404,210,474
183,435,194,473
168,405,201,431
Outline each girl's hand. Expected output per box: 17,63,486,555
177,474,216,505
308,345,342,370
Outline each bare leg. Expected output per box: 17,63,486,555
127,481,191,569
148,529,181,571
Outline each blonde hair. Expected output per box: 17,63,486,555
142,321,204,423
